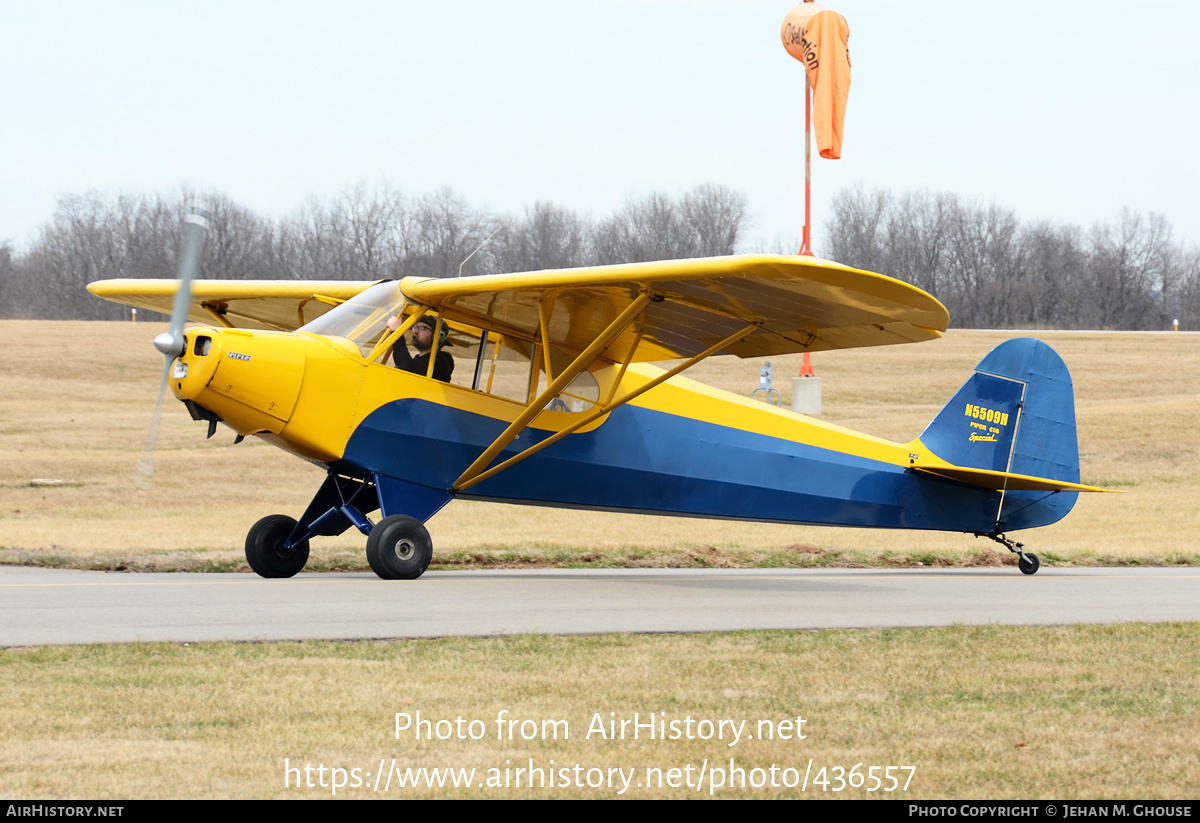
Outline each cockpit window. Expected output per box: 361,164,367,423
299,281,406,355
300,282,600,413
459,333,598,412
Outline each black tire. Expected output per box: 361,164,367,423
366,515,432,580
245,514,309,578
1018,552,1040,576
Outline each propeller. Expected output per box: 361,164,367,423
135,208,209,490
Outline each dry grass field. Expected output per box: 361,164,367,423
1,321,1198,571
3,624,1199,799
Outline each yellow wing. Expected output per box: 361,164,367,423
89,255,948,360
86,279,378,331
402,254,949,362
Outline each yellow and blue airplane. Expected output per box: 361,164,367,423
90,234,1111,579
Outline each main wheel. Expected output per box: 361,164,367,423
1018,552,1040,576
366,515,432,580
246,514,310,578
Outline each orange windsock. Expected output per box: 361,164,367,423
782,2,851,159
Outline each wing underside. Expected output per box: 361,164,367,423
86,279,377,331
89,255,949,360
402,254,949,362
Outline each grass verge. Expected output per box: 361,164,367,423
3,543,1198,574
2,624,1197,799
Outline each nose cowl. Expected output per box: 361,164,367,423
171,329,222,400
173,328,306,434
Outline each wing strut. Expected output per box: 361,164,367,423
452,294,654,492
538,297,556,384
200,302,235,328
367,307,428,364
453,320,757,493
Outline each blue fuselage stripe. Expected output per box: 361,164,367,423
339,400,1056,532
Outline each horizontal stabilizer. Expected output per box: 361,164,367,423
911,464,1119,494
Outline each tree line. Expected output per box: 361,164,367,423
0,184,749,321
822,186,1200,331
1,183,1196,330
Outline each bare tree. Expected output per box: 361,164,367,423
26,192,139,319
593,192,681,264
592,185,748,265
1176,246,1200,330
883,190,955,298
0,242,14,317
1086,210,1171,329
682,184,749,257
281,196,354,281
191,190,274,281
943,202,1023,328
823,185,893,274
400,188,497,279
340,184,407,281
1019,221,1086,328
491,201,589,273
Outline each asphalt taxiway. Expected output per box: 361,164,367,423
2,566,1196,646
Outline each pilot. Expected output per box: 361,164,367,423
388,314,454,383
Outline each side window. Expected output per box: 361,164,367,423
534,366,599,413
447,329,599,412
470,334,537,403
444,329,482,391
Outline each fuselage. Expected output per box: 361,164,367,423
170,325,1061,535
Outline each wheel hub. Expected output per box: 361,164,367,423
392,539,416,562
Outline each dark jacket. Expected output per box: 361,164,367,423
392,338,454,383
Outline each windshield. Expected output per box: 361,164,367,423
299,281,407,355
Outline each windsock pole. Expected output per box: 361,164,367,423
801,74,814,257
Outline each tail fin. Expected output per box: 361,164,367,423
912,338,1094,531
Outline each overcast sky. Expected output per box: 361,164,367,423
3,0,1198,257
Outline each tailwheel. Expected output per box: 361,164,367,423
366,515,432,580
246,514,310,578
974,529,1040,576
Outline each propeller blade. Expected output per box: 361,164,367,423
164,209,210,358
135,358,173,490
135,208,209,489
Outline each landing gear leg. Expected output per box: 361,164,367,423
974,529,1040,575
244,472,449,581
